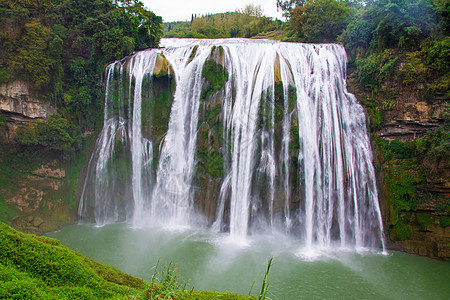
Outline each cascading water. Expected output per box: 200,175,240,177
79,38,385,251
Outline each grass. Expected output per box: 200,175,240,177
0,222,146,299
0,222,271,299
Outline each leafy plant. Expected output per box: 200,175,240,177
258,257,273,300
146,259,188,299
15,113,81,160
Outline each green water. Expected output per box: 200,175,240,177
46,223,450,299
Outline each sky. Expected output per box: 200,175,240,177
141,0,284,22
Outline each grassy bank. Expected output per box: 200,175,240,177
0,222,257,299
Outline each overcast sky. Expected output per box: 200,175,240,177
141,0,284,22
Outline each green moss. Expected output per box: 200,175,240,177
439,215,450,227
0,200,14,226
63,125,101,210
274,82,283,104
141,75,174,148
188,45,199,64
288,86,297,112
390,219,411,241
108,140,132,185
197,150,224,179
210,45,216,55
205,106,222,124
0,113,6,126
201,61,229,100
415,211,436,231
258,92,273,129
362,98,383,130
387,139,415,159
290,122,300,155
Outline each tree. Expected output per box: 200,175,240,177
276,0,306,18
341,0,440,54
288,0,352,42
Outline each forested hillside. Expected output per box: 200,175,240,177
163,4,284,39
1,0,162,150
0,0,162,232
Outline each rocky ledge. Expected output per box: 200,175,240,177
0,80,56,142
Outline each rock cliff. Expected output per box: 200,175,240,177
0,81,77,234
347,63,450,260
0,81,56,142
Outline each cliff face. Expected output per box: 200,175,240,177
0,159,77,234
0,81,56,142
347,59,450,260
0,81,78,234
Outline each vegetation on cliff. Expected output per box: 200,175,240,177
279,0,449,257
0,0,163,231
0,0,163,149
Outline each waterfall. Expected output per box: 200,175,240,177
79,38,385,250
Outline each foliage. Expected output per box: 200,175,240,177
201,60,229,99
341,0,441,57
288,0,352,42
145,260,188,299
0,0,163,132
163,5,282,39
276,0,306,18
416,104,450,165
15,113,81,160
387,139,415,159
362,98,383,129
356,50,399,89
258,257,273,300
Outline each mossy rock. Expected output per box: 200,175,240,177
209,45,224,63
415,211,437,231
439,215,450,227
201,60,229,100
390,219,411,241
141,74,175,144
153,53,174,78
187,45,199,64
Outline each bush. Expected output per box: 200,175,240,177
15,114,81,160
388,139,415,159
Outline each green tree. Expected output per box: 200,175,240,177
276,0,306,18
341,0,440,55
288,0,352,42
13,20,52,89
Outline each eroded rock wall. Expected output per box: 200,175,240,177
0,80,56,142
348,62,450,260
0,81,78,234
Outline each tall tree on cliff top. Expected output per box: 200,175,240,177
276,0,306,18
284,0,353,42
